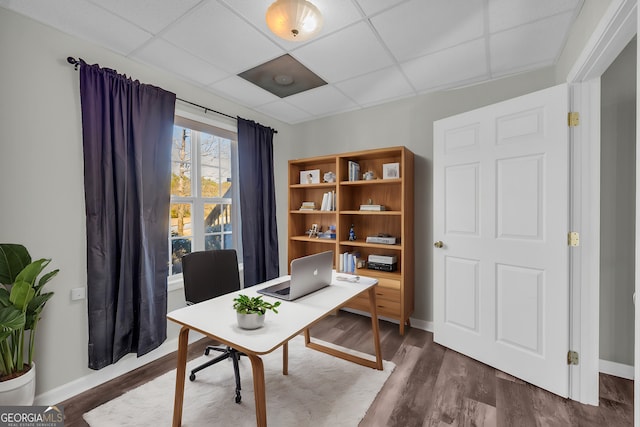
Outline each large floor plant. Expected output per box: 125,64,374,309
0,244,57,380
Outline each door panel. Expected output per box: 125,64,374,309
434,83,569,397
444,256,479,332
496,263,543,354
445,163,479,235
496,155,544,240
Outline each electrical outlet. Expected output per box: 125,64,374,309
70,287,86,301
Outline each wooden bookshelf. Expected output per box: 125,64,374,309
287,147,414,334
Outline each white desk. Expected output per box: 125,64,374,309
168,271,382,427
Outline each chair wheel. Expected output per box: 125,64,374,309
204,348,211,356
235,393,241,404
189,373,196,381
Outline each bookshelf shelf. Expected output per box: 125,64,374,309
340,210,401,216
340,178,402,186
290,210,337,214
290,236,336,243
339,241,402,250
290,183,337,189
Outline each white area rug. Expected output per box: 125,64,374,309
83,336,394,426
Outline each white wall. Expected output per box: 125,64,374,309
600,38,636,366
0,7,293,400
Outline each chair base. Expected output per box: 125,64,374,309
189,345,243,404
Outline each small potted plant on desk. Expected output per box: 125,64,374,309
232,295,280,330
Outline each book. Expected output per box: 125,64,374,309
299,201,316,211
348,161,360,182
341,251,360,273
320,191,335,211
359,204,385,211
366,236,396,244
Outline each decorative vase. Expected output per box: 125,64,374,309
0,362,36,405
237,312,265,330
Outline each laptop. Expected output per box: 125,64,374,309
257,251,333,301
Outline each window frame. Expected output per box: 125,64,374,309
167,109,241,290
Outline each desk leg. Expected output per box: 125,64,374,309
283,342,288,375
248,354,267,427
172,326,189,427
367,287,383,370
304,289,383,370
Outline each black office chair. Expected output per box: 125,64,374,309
182,249,243,403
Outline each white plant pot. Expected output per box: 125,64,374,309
0,362,36,405
237,312,265,330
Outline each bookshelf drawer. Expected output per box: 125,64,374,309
376,278,401,291
344,287,401,314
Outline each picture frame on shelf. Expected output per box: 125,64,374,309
382,162,400,179
300,169,320,184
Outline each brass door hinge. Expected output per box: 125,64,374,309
567,350,579,365
568,232,580,247
568,112,580,127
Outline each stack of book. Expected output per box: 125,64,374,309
299,201,316,211
348,161,360,181
359,204,385,211
320,191,336,211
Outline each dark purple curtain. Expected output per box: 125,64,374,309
237,118,279,287
79,60,176,370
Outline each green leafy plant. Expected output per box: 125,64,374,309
232,294,280,315
0,244,57,380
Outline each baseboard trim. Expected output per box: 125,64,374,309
36,332,204,406
599,359,634,380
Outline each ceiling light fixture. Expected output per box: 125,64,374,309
266,0,323,42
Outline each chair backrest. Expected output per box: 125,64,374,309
182,249,241,305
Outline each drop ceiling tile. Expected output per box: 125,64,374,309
336,66,415,106
162,1,283,74
488,0,581,33
490,12,574,76
225,0,363,49
254,100,313,124
355,0,407,16
293,22,393,82
87,0,201,34
209,76,280,107
401,39,488,92
0,0,585,124
371,0,485,62
132,38,229,86
285,85,358,116
1,0,151,55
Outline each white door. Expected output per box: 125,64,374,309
433,83,570,397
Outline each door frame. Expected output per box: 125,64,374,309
565,0,637,406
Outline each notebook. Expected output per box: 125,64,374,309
257,251,333,301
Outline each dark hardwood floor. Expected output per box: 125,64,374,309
59,311,633,426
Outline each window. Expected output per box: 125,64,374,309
169,114,239,276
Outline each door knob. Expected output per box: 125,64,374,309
434,241,444,248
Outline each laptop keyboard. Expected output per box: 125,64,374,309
275,287,291,296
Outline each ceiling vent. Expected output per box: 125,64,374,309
238,54,327,98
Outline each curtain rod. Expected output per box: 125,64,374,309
66,57,277,133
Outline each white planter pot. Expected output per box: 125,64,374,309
237,312,265,330
0,362,35,405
